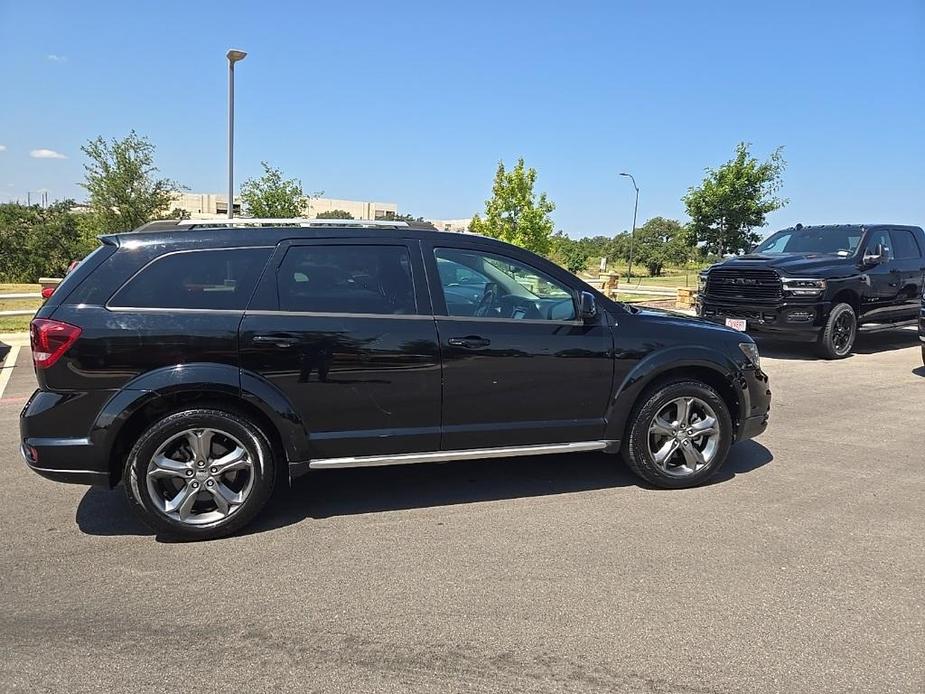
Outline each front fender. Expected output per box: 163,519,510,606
603,346,746,441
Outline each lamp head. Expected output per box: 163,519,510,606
226,49,248,63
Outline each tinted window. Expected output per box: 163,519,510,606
110,248,271,310
435,248,576,320
890,230,921,260
278,245,416,315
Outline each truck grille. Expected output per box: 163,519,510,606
705,268,782,303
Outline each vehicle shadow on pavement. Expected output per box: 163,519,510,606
74,441,772,539
756,330,920,361
913,366,925,377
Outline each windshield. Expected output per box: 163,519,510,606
753,227,863,256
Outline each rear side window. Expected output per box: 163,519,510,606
109,248,271,310
890,230,922,259
277,244,416,315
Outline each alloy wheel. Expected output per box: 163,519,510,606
145,428,255,525
832,311,855,355
647,396,721,477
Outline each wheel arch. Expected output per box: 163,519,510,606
605,348,745,445
829,288,860,314
92,363,310,486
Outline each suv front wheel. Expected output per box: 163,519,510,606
623,380,733,488
124,408,276,540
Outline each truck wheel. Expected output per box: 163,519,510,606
817,303,856,359
123,408,276,540
623,380,733,489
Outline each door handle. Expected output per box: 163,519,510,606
253,334,299,348
448,336,491,349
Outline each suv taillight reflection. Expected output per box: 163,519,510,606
30,318,82,369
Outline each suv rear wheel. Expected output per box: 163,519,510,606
817,302,856,359
623,380,733,488
124,408,276,540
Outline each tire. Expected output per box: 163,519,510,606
817,303,856,359
623,380,733,489
124,408,276,540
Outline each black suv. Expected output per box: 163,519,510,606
697,224,925,358
21,221,770,539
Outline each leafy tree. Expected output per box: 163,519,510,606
683,142,787,255
0,201,97,282
550,231,591,274
470,158,556,255
392,213,426,223
315,209,354,219
80,131,184,234
632,217,694,276
240,162,305,218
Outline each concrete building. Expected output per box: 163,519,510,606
170,192,397,220
424,218,473,233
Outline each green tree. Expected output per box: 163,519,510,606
470,158,556,255
550,231,591,274
80,131,184,234
683,142,787,255
315,209,354,219
240,162,305,218
632,217,694,277
0,201,97,282
392,213,426,223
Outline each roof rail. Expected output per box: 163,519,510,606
175,218,409,229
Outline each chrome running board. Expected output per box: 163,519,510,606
308,440,613,470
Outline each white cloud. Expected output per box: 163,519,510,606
0,145,6,151
30,148,67,159
46,54,67,63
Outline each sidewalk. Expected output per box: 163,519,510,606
0,332,29,347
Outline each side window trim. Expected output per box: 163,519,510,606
429,245,581,324
106,246,274,311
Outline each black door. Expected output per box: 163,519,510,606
888,228,925,321
424,242,614,450
859,229,902,322
239,239,442,459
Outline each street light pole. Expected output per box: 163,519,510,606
619,172,639,281
226,49,247,219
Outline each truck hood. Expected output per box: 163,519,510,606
711,253,857,277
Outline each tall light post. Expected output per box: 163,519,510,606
226,49,247,219
619,172,639,281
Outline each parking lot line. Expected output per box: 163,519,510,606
0,345,20,400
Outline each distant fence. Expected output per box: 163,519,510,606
0,278,60,317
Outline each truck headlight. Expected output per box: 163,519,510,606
738,342,761,370
782,277,826,296
698,272,708,292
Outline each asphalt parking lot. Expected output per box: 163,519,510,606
0,331,922,693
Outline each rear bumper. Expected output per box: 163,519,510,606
698,299,826,342
20,389,112,487
21,443,109,485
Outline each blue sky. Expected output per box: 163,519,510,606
0,0,922,237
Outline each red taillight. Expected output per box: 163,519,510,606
30,318,82,369
41,287,55,299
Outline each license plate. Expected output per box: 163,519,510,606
725,318,747,331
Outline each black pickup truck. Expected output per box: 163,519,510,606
697,224,925,358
